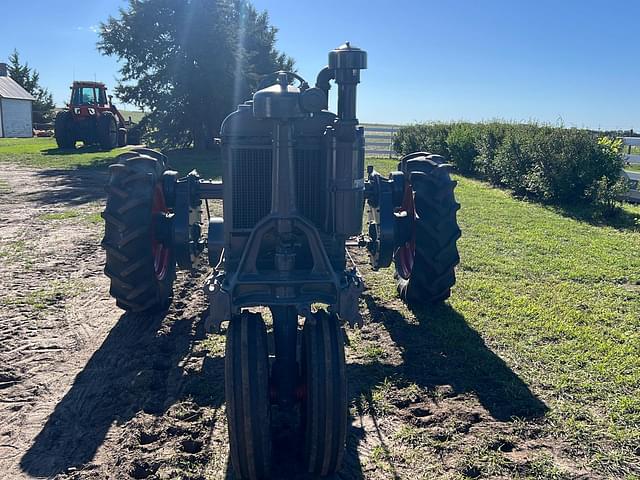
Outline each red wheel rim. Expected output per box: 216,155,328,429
151,183,170,281
396,180,416,280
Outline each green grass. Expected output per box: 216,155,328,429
39,210,81,221
1,280,85,310
164,148,222,179
38,208,103,224
0,137,129,170
0,179,11,193
85,211,104,224
0,137,221,177
366,156,640,476
625,164,640,173
0,239,26,259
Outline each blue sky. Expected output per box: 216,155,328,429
3,0,638,130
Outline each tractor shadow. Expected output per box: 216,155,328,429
549,201,640,233
338,295,548,479
42,145,108,156
360,295,547,420
30,146,224,207
31,167,110,206
257,295,547,480
19,304,222,478
29,145,122,206
21,290,546,479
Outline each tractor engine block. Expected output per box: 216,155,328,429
203,43,368,329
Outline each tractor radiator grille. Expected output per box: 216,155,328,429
295,148,325,227
232,148,272,229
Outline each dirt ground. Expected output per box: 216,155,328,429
0,164,595,479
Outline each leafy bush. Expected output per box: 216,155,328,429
473,122,510,183
446,123,478,174
393,121,625,208
393,123,451,158
588,137,628,212
493,125,534,194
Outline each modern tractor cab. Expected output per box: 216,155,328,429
71,82,109,107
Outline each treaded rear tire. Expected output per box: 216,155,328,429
395,157,461,304
98,112,118,150
101,153,175,313
54,111,75,149
225,312,272,480
301,310,347,476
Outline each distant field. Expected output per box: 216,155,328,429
626,145,640,154
119,110,145,123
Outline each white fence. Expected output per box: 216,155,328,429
621,137,640,165
621,137,640,203
361,123,403,157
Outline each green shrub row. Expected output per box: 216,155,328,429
393,122,626,208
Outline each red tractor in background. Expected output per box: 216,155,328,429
54,81,139,150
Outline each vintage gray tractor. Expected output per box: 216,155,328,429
101,43,460,479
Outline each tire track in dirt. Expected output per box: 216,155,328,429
0,165,119,479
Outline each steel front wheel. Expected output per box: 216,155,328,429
301,310,348,476
225,312,272,480
101,152,175,313
395,156,461,304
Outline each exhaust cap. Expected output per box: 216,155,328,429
328,42,367,70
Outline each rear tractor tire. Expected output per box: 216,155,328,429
301,310,348,476
101,152,175,313
54,111,75,149
225,312,272,480
395,156,461,304
98,111,118,150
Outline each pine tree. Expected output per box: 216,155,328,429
99,0,293,149
7,50,56,124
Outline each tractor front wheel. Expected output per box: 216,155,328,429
395,156,461,304
301,310,348,476
101,152,175,313
225,311,272,480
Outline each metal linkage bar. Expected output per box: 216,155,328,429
198,180,224,199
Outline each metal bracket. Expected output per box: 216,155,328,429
204,271,231,333
174,170,204,269
337,269,365,327
365,168,402,269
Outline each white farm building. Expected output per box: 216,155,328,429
0,62,34,138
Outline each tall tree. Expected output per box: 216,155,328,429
99,0,293,150
7,50,56,124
